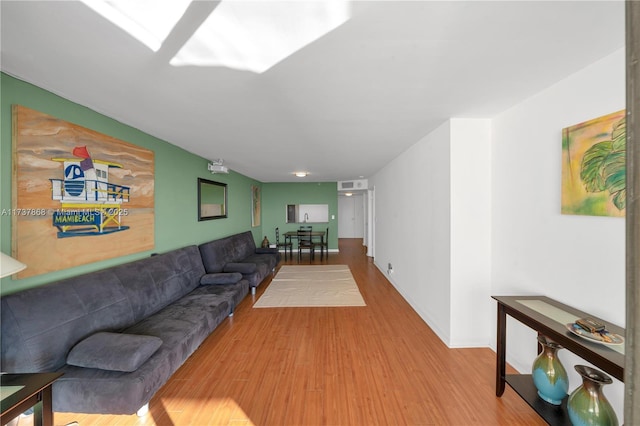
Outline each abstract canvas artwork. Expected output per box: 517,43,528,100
11,105,155,278
251,185,261,227
561,110,626,217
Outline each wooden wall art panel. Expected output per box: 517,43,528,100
11,105,155,278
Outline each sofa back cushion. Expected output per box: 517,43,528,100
0,245,205,373
232,231,258,260
199,231,257,273
114,245,205,323
1,268,134,372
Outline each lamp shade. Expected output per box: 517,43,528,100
0,252,27,278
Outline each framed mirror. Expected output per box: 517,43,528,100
198,178,227,220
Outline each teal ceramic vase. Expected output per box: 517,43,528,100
567,365,618,426
531,335,569,405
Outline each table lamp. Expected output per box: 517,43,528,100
0,252,27,278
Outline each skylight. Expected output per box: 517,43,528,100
81,0,192,52
170,1,351,73
82,0,350,74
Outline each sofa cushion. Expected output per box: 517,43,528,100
199,231,258,273
224,262,257,274
54,287,238,414
198,231,280,290
200,272,242,285
67,332,162,372
0,268,135,373
114,246,205,323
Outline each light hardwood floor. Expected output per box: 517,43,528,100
53,238,545,426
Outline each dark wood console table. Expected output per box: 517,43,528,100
492,295,624,426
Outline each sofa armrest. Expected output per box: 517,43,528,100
255,247,278,255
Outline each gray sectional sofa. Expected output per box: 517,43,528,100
199,230,280,294
0,232,280,415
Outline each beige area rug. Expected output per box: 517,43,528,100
253,265,366,308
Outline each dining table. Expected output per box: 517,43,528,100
283,230,326,259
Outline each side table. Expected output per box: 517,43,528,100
1,373,63,426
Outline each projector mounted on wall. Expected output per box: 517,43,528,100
208,159,229,174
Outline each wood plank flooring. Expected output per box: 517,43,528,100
52,239,545,426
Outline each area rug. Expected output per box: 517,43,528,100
253,265,366,308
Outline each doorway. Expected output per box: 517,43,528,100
338,193,364,238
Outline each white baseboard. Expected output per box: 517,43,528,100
278,248,339,253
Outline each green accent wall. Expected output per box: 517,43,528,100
0,73,263,294
261,182,338,250
0,74,342,295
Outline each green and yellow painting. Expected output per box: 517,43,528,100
562,110,626,217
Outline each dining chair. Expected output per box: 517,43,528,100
298,225,313,256
275,227,292,260
319,227,329,260
298,225,313,251
297,229,315,263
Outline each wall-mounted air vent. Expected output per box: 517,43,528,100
337,179,368,191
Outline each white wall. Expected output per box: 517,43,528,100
450,119,492,346
370,47,626,419
372,121,453,342
371,119,492,346
492,48,626,417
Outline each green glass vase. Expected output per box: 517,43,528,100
567,365,618,426
531,335,569,405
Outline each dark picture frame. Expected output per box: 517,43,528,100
198,178,227,220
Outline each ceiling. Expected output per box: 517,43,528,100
0,1,625,183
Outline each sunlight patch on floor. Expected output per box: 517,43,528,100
163,397,256,426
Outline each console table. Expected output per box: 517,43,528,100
492,295,624,426
1,372,62,426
